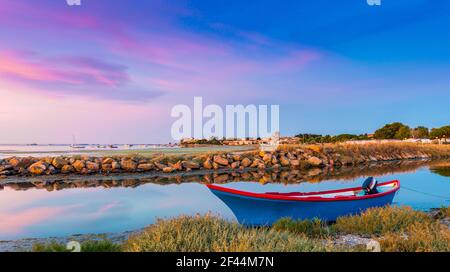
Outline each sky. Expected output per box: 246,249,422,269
0,0,449,144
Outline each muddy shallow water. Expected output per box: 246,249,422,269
0,159,448,240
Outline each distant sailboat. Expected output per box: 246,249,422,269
70,135,85,149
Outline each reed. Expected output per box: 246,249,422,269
333,206,432,235
122,214,331,252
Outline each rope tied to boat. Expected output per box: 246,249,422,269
401,185,450,201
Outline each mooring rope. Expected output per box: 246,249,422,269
401,185,450,201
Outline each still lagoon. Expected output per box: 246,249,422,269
0,164,448,240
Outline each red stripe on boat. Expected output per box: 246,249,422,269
206,180,400,202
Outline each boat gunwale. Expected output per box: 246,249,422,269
206,180,400,202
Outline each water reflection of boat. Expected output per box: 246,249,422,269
207,179,400,225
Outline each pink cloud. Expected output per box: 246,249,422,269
0,206,67,235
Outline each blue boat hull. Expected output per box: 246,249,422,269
211,189,398,225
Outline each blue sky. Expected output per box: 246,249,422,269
0,0,449,143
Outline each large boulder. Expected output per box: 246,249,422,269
182,161,200,169
61,165,74,174
121,159,137,171
279,156,290,166
86,161,100,171
138,163,154,171
52,157,68,169
203,159,213,169
241,158,252,167
163,166,175,173
8,157,21,168
102,158,115,164
307,156,323,166
72,160,85,172
213,155,229,166
28,161,47,175
154,162,167,170
0,164,13,172
111,161,121,171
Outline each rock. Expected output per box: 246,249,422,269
111,161,121,170
241,157,252,167
231,162,240,169
232,154,242,161
290,160,300,168
213,155,229,166
61,165,74,174
102,158,115,164
46,165,57,175
250,159,264,168
138,163,153,171
203,159,213,169
271,156,278,165
86,161,100,171
102,164,112,172
0,170,12,176
52,157,68,168
121,160,137,171
307,168,322,176
154,162,167,170
72,160,85,172
262,153,272,163
28,161,47,175
0,165,13,172
259,151,266,158
182,161,200,169
170,161,182,171
307,156,323,166
214,174,229,183
280,156,290,166
163,166,175,173
212,162,220,169
8,157,21,167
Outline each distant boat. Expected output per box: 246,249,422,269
207,178,400,225
70,135,85,149
108,144,118,149
28,143,38,146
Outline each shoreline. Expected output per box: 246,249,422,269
1,207,448,252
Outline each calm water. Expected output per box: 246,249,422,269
0,165,448,240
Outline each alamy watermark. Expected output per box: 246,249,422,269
66,0,81,6
367,0,381,6
171,97,279,141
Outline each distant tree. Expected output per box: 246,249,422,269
430,126,450,139
411,126,429,139
395,126,411,139
374,122,410,139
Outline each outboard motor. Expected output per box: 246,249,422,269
362,177,379,195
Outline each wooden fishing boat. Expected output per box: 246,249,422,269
207,179,400,225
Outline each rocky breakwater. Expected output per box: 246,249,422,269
0,146,444,179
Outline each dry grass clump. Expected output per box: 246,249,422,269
122,214,329,252
272,217,332,238
32,239,121,252
278,142,450,159
334,206,431,235
380,222,450,252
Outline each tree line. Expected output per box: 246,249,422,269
295,123,450,144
